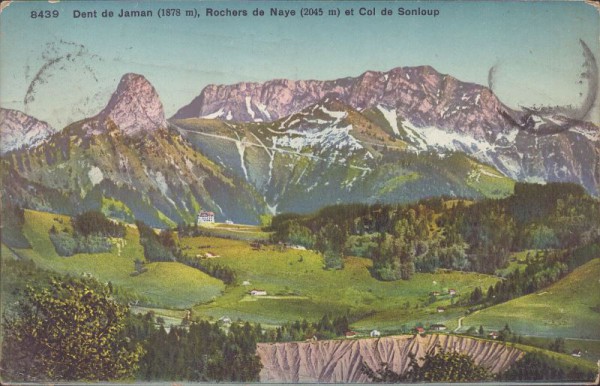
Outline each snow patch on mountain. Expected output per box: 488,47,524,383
320,105,347,122
245,96,255,120
266,201,278,215
255,101,271,121
273,124,363,155
377,105,400,135
401,120,428,151
496,129,519,143
235,140,249,181
201,108,225,119
572,126,600,142
402,119,498,156
88,166,104,186
154,171,169,196
0,108,57,155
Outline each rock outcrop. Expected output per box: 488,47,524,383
174,65,600,196
3,74,266,226
257,334,524,383
173,66,514,139
95,73,167,137
0,108,56,155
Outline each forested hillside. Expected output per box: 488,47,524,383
270,182,600,279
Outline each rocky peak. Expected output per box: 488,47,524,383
97,73,166,136
0,108,56,155
173,65,515,140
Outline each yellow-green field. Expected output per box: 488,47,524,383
179,235,500,330
462,259,600,340
197,222,270,241
7,209,599,345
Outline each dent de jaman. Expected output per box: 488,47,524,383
398,7,440,17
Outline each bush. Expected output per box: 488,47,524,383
49,232,112,257
323,249,344,270
49,232,79,256
82,235,113,254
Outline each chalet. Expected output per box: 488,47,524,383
370,330,381,337
415,327,425,335
448,289,457,296
345,331,358,339
197,211,215,224
250,289,267,296
430,324,447,331
437,306,446,313
488,331,499,339
430,291,441,296
571,349,582,358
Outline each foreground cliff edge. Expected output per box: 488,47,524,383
257,334,523,383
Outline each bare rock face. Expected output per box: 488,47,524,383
0,108,56,155
257,334,524,383
174,65,600,196
173,65,514,140
96,73,167,136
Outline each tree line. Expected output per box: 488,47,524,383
269,183,600,280
266,314,350,342
49,211,126,256
463,244,599,309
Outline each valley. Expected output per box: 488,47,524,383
1,65,598,384
2,207,598,372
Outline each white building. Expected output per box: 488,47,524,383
250,289,267,296
197,211,215,224
370,330,381,337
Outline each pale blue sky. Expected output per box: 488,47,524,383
1,1,598,128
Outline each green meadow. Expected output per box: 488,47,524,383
462,258,600,340
5,209,599,349
14,210,224,309
179,234,499,330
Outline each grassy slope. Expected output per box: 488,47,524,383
196,223,270,241
463,258,600,340
180,235,499,330
174,118,515,203
15,210,225,309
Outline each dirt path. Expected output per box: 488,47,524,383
454,316,465,333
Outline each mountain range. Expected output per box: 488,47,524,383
1,66,598,225
174,65,599,196
1,74,265,226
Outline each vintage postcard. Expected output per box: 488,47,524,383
0,0,599,383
